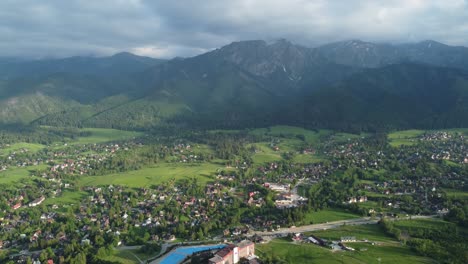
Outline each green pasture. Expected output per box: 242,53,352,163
0,142,45,155
249,142,283,164
248,126,330,144
74,128,143,144
302,209,361,225
100,250,141,264
387,129,425,147
329,132,368,143
77,162,228,187
44,190,88,206
443,188,468,199
0,164,47,184
257,226,433,264
292,154,327,164
392,218,457,232
312,224,395,242
191,144,215,155
387,128,468,147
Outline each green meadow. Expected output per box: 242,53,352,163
392,218,458,232
77,162,230,187
74,128,143,144
257,225,434,264
388,129,425,147
0,142,45,155
0,164,47,184
388,128,468,147
101,247,161,264
248,126,330,144
100,250,141,264
443,188,468,198
249,142,283,164
0,127,142,185
329,132,368,143
292,154,327,164
302,209,361,224
246,126,367,165
44,190,88,206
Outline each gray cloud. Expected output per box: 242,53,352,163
0,0,467,59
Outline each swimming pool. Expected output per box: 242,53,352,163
159,244,226,264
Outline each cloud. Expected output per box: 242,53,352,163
0,0,467,58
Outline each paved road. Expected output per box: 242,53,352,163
249,217,378,236
249,215,437,236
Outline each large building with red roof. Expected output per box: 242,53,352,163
209,240,255,264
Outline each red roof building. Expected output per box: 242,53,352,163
12,203,21,210
209,241,255,264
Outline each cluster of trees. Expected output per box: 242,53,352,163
380,219,468,263
33,99,174,131
0,125,87,145
445,200,468,227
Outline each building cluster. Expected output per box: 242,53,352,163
263,182,308,208
292,233,363,252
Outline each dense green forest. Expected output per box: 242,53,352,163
2,40,468,132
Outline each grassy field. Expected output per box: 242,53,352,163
0,142,45,155
388,128,468,147
246,126,361,165
0,164,47,184
43,190,88,206
249,126,330,144
312,224,395,242
100,250,141,264
443,188,468,198
277,138,304,152
302,209,361,224
74,128,143,144
392,218,457,232
102,248,160,264
77,162,229,187
257,225,434,264
388,130,425,147
249,142,283,164
292,154,327,164
249,134,328,165
444,128,468,135
0,128,142,185
208,129,242,134
329,132,368,143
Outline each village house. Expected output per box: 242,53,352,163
264,182,289,192
307,235,325,246
29,196,45,207
12,203,22,210
341,236,356,242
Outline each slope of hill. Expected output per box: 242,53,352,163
301,63,468,130
1,39,468,131
0,52,165,79
0,93,81,124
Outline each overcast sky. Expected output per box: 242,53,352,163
1,0,467,59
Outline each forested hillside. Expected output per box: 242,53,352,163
1,39,468,132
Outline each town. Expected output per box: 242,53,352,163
0,127,467,263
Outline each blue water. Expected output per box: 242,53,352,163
160,244,226,264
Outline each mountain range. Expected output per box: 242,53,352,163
1,39,468,131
